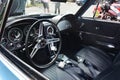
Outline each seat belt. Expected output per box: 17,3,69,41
77,56,97,78
84,60,97,78
58,59,92,80
69,59,93,80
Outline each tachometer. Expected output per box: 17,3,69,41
47,26,54,35
8,28,23,43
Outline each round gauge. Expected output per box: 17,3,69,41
8,28,23,43
24,26,35,36
47,26,54,35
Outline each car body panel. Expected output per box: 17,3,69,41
0,60,19,80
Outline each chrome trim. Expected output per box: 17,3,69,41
80,31,114,39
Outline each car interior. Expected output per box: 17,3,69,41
1,0,120,80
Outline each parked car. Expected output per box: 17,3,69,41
1,0,120,80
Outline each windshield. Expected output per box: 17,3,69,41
0,0,7,28
25,0,85,15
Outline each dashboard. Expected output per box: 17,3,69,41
1,14,76,52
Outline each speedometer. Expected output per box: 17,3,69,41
8,28,23,43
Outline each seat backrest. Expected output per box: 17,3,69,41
76,46,112,71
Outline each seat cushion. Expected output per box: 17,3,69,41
43,65,77,80
76,46,112,72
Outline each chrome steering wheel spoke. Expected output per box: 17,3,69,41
46,38,60,44
30,43,40,58
38,22,44,37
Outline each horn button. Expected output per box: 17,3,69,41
38,38,47,48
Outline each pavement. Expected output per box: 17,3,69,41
25,2,81,15
25,2,95,17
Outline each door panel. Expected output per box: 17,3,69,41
78,18,120,50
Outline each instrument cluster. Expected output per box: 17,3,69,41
1,24,35,51
1,23,55,51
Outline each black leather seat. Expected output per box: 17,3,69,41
43,64,84,80
76,46,120,80
43,46,120,80
76,46,112,72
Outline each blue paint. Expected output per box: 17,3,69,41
0,60,19,80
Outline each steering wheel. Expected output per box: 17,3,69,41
25,20,62,68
